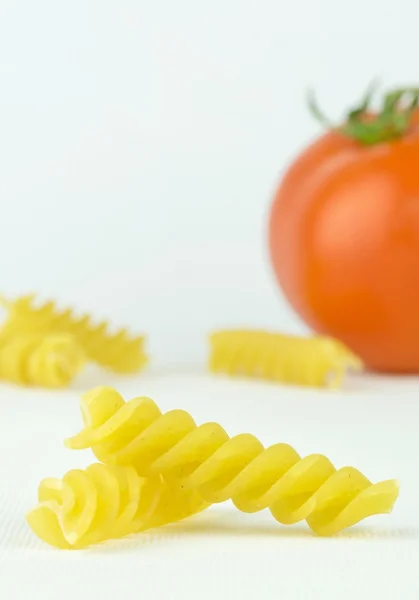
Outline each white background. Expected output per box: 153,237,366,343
0,0,418,364
0,1,419,599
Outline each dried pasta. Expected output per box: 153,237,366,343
26,463,208,549
0,332,85,388
209,329,363,389
66,387,399,536
0,294,147,374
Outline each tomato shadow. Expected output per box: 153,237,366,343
344,371,419,394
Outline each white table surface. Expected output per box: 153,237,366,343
1,367,418,600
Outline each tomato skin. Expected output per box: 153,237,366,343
269,126,419,373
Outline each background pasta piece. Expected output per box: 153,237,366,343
0,332,85,388
209,330,362,389
0,294,147,374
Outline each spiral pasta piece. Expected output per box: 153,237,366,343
0,332,85,388
26,463,208,549
65,387,399,536
209,330,363,389
0,294,146,374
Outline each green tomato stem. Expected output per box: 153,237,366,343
309,84,419,145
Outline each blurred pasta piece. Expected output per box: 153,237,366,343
0,294,147,374
209,329,362,389
0,332,85,388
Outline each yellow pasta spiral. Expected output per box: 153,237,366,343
0,294,147,374
0,332,85,388
209,330,363,389
26,463,208,549
66,387,399,536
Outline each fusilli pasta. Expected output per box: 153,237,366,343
65,387,398,536
209,330,362,388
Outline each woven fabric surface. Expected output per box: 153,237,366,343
0,369,418,600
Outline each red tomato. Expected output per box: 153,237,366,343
269,90,419,372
